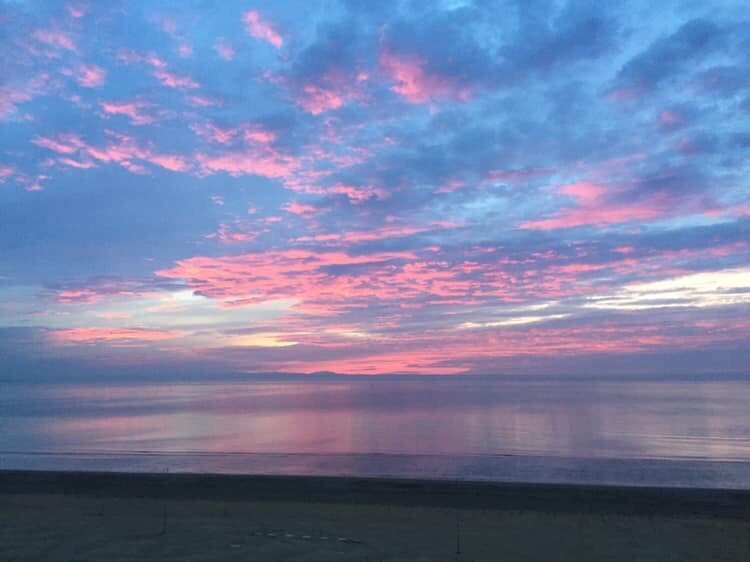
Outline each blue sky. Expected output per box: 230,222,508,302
1,0,749,377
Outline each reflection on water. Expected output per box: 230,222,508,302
1,377,749,487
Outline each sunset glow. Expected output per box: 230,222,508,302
1,0,749,378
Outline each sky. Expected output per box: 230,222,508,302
1,0,749,378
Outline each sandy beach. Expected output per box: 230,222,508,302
1,470,749,561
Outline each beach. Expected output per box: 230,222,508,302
1,471,748,561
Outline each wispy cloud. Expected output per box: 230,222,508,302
380,50,471,104
243,10,283,48
213,38,235,61
100,100,153,125
50,327,182,344
32,28,77,53
73,64,106,87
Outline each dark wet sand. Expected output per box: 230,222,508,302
1,470,749,561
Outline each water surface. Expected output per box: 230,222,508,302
2,376,749,487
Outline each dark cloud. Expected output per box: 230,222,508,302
504,0,619,74
613,19,725,94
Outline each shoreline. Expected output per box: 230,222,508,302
2,469,749,518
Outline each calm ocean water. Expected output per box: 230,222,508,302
2,376,749,488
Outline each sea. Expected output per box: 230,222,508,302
2,375,749,488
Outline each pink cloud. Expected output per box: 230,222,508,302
55,289,103,304
115,49,142,65
58,157,95,169
186,95,221,107
153,69,198,89
298,84,344,114
0,87,33,119
521,204,663,230
214,39,235,61
520,181,668,230
8,171,50,192
32,133,86,154
33,128,294,180
380,50,471,104
117,50,168,69
33,28,77,52
190,122,238,144
74,64,106,87
560,181,605,205
25,176,47,192
100,101,153,125
553,263,606,274
148,154,189,172
144,53,168,69
267,314,750,375
54,280,161,304
116,49,198,91
156,249,419,308
283,201,318,216
149,240,749,370
177,43,193,58
196,147,296,178
0,73,50,119
156,18,192,59
244,126,276,144
205,222,259,245
280,350,466,375
67,4,86,18
34,132,190,174
266,68,365,115
50,327,181,344
295,222,457,245
191,121,275,146
84,137,147,164
614,246,636,255
435,178,466,193
120,161,148,174
0,165,16,183
328,182,387,202
243,11,283,48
